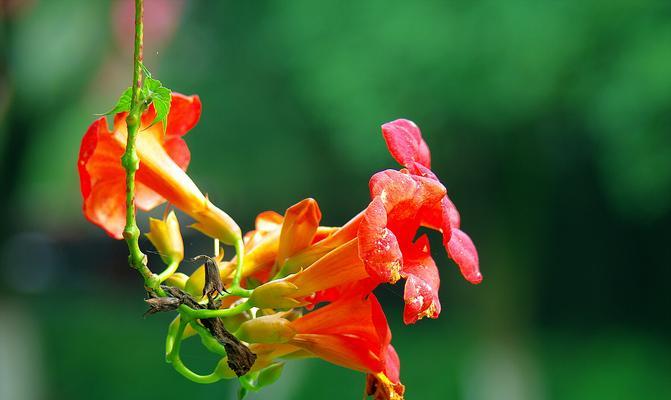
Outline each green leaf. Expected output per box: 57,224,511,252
143,76,161,94
237,386,248,400
100,87,132,116
151,86,171,129
141,76,172,131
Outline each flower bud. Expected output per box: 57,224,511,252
235,315,296,344
257,363,284,388
145,211,184,265
276,198,322,266
163,272,189,289
221,309,253,333
190,199,242,245
249,280,302,309
213,357,237,380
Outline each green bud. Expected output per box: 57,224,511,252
164,272,189,289
257,363,284,388
249,280,301,309
235,315,296,344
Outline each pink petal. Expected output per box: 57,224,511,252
401,235,442,324
381,119,431,169
447,229,482,284
358,197,403,284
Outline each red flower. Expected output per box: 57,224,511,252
243,293,405,398
358,119,482,324
78,93,241,244
289,293,404,396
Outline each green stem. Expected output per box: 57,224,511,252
179,300,252,320
165,315,181,360
168,318,221,384
239,373,261,392
122,0,155,284
189,321,228,356
156,260,180,285
226,238,252,297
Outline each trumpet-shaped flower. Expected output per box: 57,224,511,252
358,119,482,324
289,294,403,396
78,93,241,244
380,119,481,283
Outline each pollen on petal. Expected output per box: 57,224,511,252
401,235,441,325
358,197,403,284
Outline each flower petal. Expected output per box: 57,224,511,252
78,117,111,200
244,211,283,250
447,228,482,284
163,136,191,171
141,93,202,138
383,345,401,384
289,239,369,299
281,211,363,274
370,170,446,237
290,294,394,376
306,278,377,309
256,211,284,232
78,118,127,238
381,119,431,169
134,181,167,211
165,93,202,137
276,198,322,267
358,197,403,284
416,195,460,246
401,235,441,324
83,177,127,239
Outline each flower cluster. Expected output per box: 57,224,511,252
78,93,481,399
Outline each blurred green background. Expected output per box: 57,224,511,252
1,0,670,399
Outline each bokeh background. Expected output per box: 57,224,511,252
1,0,670,399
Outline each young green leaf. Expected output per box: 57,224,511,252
143,76,161,95
151,86,171,129
141,76,172,131
100,87,132,116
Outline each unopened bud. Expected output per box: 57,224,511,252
190,199,242,246
164,272,189,289
145,211,184,265
235,315,296,344
257,363,284,388
213,357,237,380
249,280,302,309
276,198,322,266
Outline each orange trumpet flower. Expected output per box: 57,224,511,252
78,93,241,244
